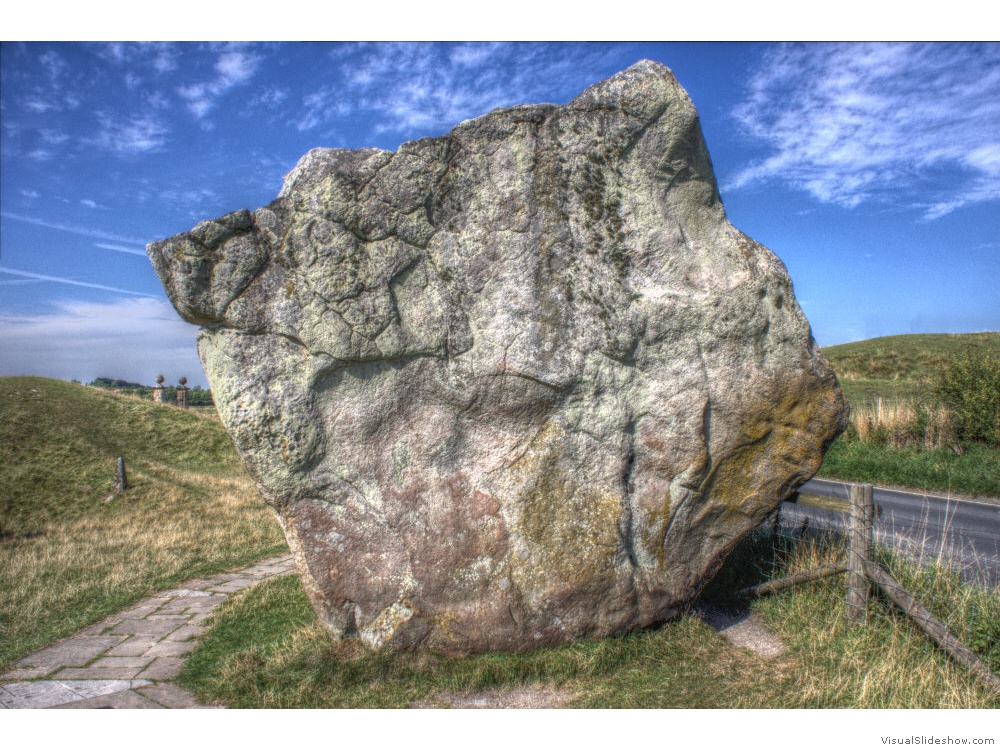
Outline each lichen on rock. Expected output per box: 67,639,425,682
148,60,847,654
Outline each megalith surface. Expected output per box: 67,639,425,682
148,60,847,654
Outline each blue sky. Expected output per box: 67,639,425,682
2,41,999,389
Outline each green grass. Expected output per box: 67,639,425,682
822,332,1000,394
837,378,931,405
0,377,287,670
816,333,1000,497
176,529,1000,709
177,573,793,709
818,439,1000,498
753,539,1000,708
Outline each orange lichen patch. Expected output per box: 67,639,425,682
506,421,624,601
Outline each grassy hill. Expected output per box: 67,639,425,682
814,333,1000,497
0,377,286,669
821,332,1000,404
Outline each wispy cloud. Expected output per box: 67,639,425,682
0,266,156,297
90,113,168,155
728,43,1000,219
99,42,180,75
177,48,261,120
92,242,148,256
39,129,69,145
1,212,148,245
39,49,68,80
0,298,205,387
296,42,623,138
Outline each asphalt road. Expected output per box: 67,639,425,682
782,478,1000,588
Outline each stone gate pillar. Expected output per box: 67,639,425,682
152,374,166,404
176,377,190,408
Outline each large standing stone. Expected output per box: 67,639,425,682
148,60,847,654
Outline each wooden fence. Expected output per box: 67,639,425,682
739,482,1000,694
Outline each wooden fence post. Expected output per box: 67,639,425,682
846,482,873,626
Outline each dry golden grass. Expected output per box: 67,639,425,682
1,471,286,668
754,537,999,708
849,398,956,450
0,377,287,669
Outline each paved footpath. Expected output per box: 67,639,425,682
0,553,295,709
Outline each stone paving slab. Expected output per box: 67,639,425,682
158,588,217,598
0,679,152,709
1,553,295,709
2,667,50,681
144,640,196,658
106,635,160,657
156,596,223,614
90,656,155,670
137,657,185,680
206,577,257,593
110,616,188,637
15,636,128,670
53,689,164,709
163,624,206,642
135,683,204,709
54,666,147,680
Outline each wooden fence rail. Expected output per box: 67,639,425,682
740,481,999,694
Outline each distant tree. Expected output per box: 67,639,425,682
187,385,214,406
89,376,145,389
84,376,213,406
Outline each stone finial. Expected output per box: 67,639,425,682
152,374,166,403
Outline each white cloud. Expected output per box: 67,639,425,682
151,46,179,74
39,129,69,145
26,148,54,161
100,42,179,75
92,242,147,256
249,86,288,111
0,298,207,388
215,51,258,86
38,49,70,85
0,266,155,297
1,212,148,245
156,187,220,219
177,48,261,120
24,97,55,113
728,42,1000,219
297,42,622,138
91,113,167,155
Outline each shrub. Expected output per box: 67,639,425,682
936,350,1000,447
